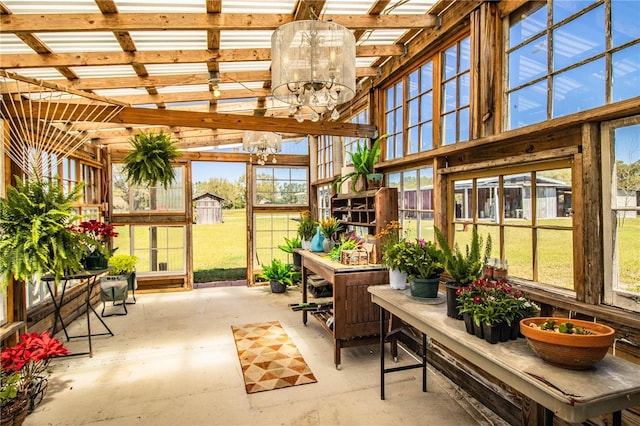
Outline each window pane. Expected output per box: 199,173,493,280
459,73,470,107
503,173,533,225
612,43,640,102
408,99,418,126
477,183,498,222
510,2,547,48
612,0,640,47
504,227,533,280
553,58,605,118
255,167,308,205
475,224,500,263
441,112,456,146
459,107,470,142
408,127,419,154
509,80,547,129
395,81,403,105
386,87,394,109
536,169,573,224
613,124,640,209
509,36,548,88
454,179,472,221
459,37,470,72
553,0,597,24
537,229,574,289
420,122,433,151
443,44,458,80
420,62,433,92
421,92,433,120
408,70,419,98
442,80,457,112
552,5,605,72
254,212,297,268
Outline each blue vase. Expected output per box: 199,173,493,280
311,226,324,252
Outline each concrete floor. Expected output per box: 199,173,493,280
26,284,507,426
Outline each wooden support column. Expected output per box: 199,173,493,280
580,122,603,304
434,156,449,239
470,1,500,140
245,162,254,285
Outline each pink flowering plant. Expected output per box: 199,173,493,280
457,279,539,327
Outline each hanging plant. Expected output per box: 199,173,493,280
122,130,181,189
0,176,94,289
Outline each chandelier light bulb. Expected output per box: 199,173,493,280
331,108,340,121
310,111,320,122
213,87,221,98
296,109,304,123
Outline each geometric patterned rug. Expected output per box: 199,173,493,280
231,321,317,394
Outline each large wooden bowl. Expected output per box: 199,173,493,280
520,317,615,370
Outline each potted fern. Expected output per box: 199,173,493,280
435,226,492,318
257,259,293,294
333,134,388,193
122,130,180,189
0,176,97,291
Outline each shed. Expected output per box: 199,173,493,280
194,193,224,224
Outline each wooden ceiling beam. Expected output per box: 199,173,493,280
1,45,400,69
0,13,437,32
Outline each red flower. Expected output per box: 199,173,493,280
1,331,69,373
473,295,482,304
69,220,118,242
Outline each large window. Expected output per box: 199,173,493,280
254,212,300,268
441,37,471,145
602,116,640,312
450,162,574,290
383,36,470,159
254,166,308,206
507,0,640,129
387,167,435,241
408,61,435,153
317,135,333,181
343,109,369,166
112,164,185,213
113,225,186,274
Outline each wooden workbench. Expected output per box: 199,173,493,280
299,250,389,369
368,285,640,425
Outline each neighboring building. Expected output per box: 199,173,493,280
193,193,224,224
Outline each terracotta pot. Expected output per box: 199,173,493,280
520,317,615,370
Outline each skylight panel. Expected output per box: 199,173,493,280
0,34,38,54
72,66,140,78
358,30,406,45
114,0,205,13
220,31,274,50
94,88,150,97
128,31,207,51
219,62,272,72
219,82,265,91
385,1,437,15
157,85,210,94
35,33,121,53
145,64,209,75
356,57,380,67
165,100,210,109
1,0,99,14
323,0,373,15
5,68,66,80
222,0,296,14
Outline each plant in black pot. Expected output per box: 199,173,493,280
257,259,293,294
395,238,445,299
435,226,492,319
332,134,388,193
278,236,302,270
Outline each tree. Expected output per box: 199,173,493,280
616,159,640,227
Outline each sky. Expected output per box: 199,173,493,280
191,161,245,184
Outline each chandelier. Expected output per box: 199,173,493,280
271,19,356,122
242,131,282,165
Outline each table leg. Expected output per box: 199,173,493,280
302,265,308,325
46,280,70,341
334,338,341,370
380,305,386,400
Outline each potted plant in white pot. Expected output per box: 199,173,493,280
297,211,317,250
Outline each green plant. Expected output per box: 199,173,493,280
435,226,492,286
375,220,403,269
395,238,445,279
0,370,20,407
297,210,317,241
0,176,95,289
333,134,389,192
319,217,342,239
257,259,293,285
277,236,302,254
108,254,138,275
122,130,181,189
